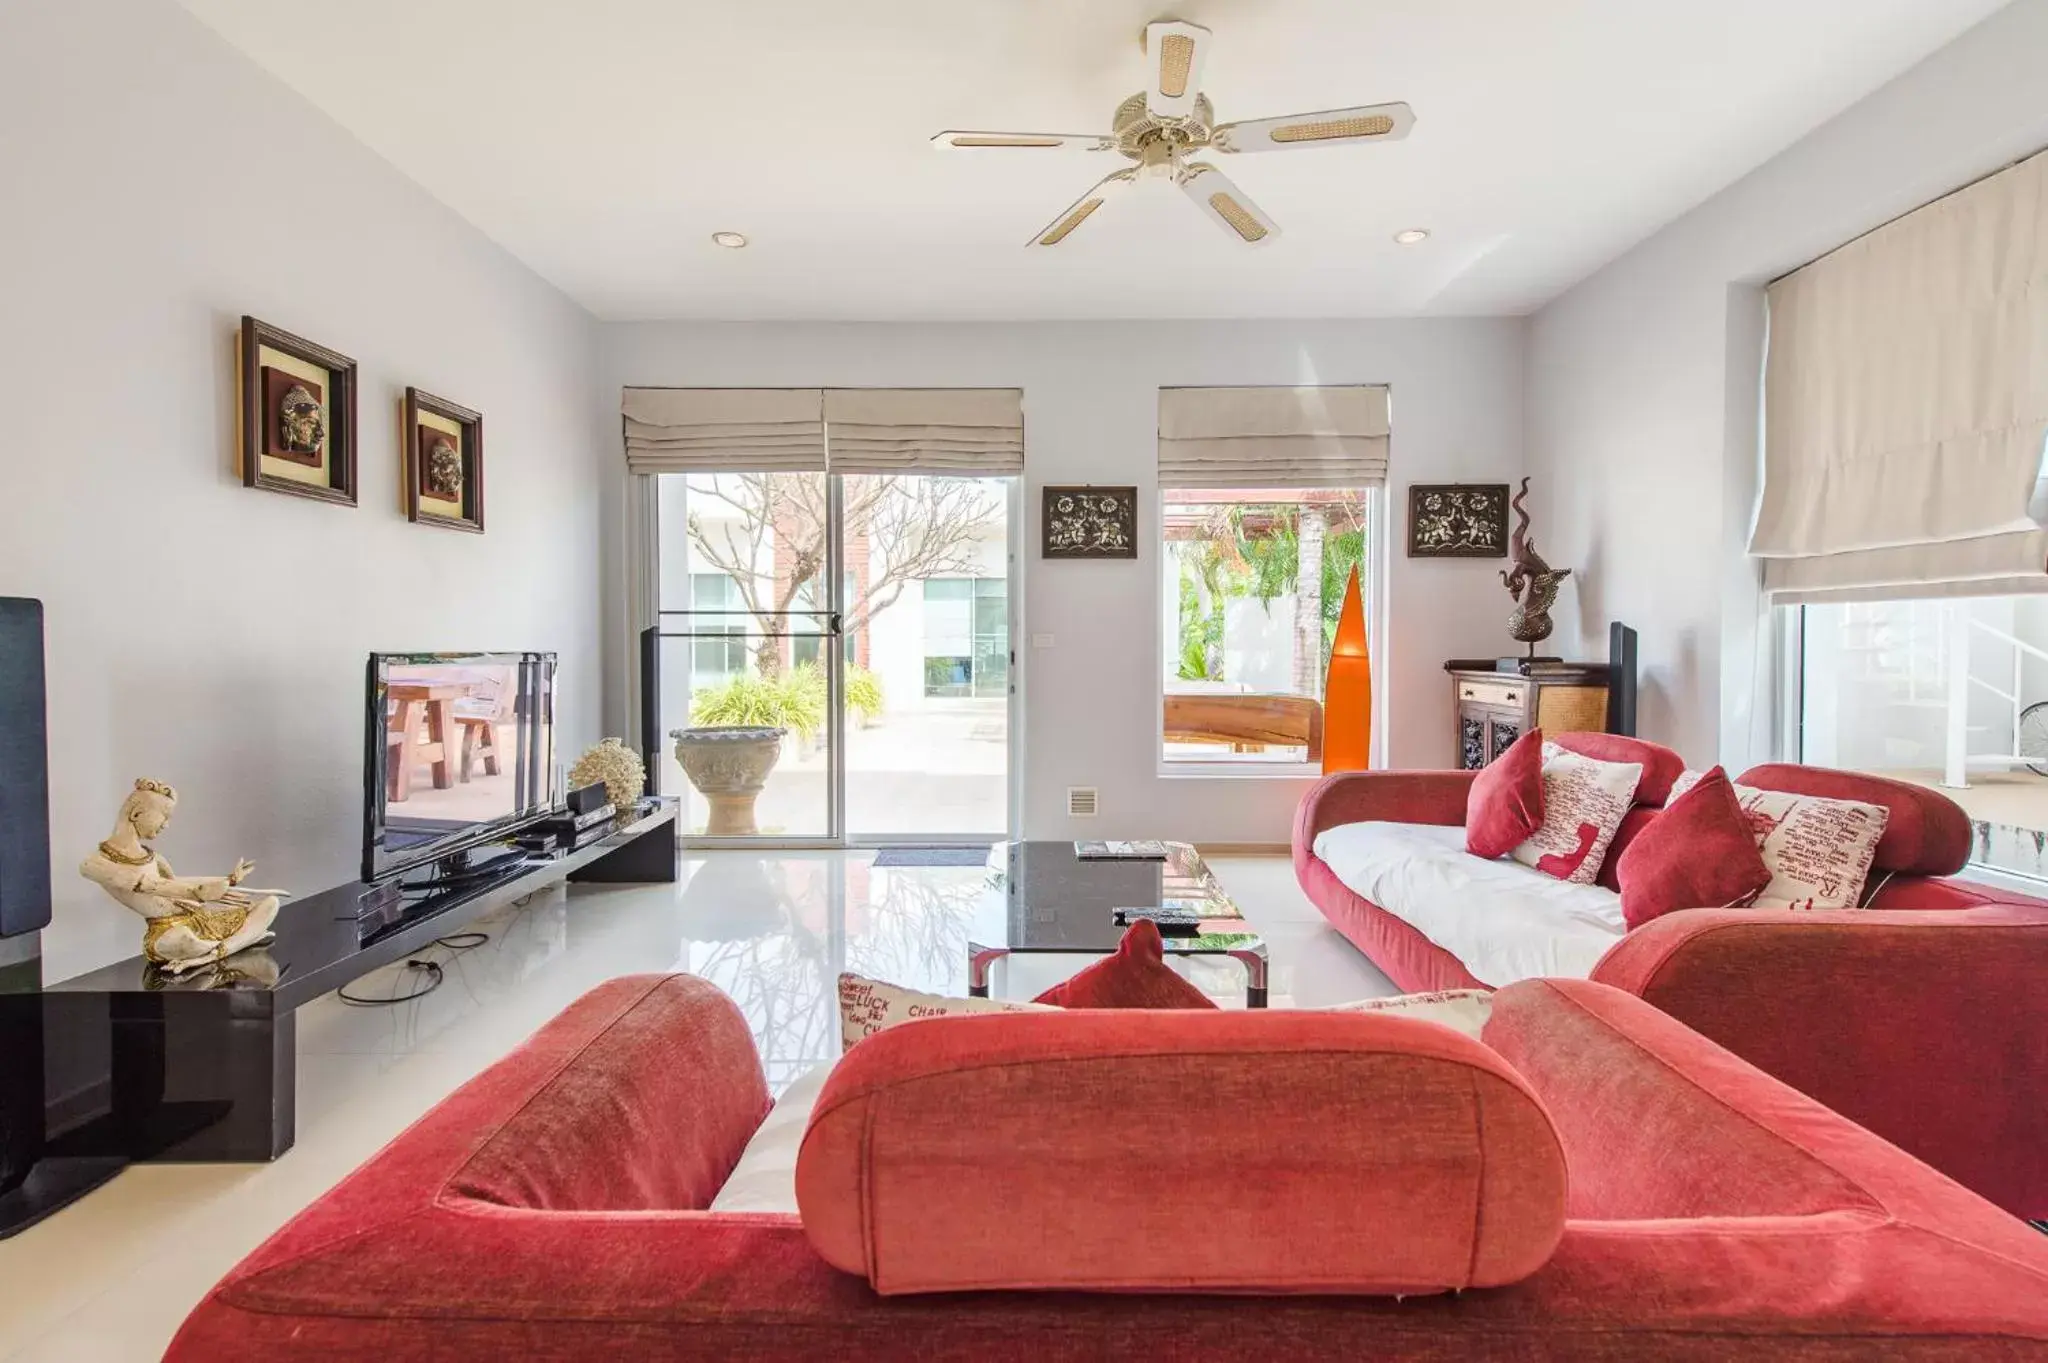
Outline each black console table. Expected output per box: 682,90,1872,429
42,800,678,1164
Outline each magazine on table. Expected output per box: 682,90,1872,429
1074,839,1170,860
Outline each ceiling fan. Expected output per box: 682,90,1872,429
931,18,1414,248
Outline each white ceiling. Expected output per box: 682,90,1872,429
179,0,2005,321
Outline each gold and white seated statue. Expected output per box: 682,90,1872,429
79,779,284,975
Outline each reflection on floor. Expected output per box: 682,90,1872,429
0,852,1388,1362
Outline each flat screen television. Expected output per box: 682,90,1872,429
362,652,558,882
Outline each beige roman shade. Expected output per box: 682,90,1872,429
1754,147,2048,603
822,389,1023,475
622,388,825,474
1158,386,1390,487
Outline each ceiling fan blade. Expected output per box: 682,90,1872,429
1143,20,1212,122
1212,102,1415,153
931,130,1114,151
1027,168,1138,247
1178,162,1280,246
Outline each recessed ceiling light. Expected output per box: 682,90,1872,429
711,231,749,249
1393,228,1430,245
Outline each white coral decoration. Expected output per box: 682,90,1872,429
568,738,645,814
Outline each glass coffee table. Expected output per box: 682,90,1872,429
966,841,1268,1007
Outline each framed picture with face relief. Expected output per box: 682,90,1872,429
238,316,358,506
402,388,484,533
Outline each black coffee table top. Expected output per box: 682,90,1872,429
971,840,1258,953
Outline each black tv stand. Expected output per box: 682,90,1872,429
404,845,530,894
0,1154,128,1239
39,800,679,1172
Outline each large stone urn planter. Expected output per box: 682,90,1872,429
670,725,786,836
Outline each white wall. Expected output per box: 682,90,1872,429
0,0,604,980
602,320,1524,845
1525,0,2048,766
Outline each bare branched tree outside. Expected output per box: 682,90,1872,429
686,473,1003,674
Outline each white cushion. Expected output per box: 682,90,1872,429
1508,741,1644,885
837,971,1055,1054
1322,988,1492,1040
1668,771,1890,910
1312,821,1626,987
708,1064,831,1216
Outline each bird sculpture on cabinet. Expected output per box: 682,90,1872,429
1500,478,1571,661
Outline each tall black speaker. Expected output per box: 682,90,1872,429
0,599,52,939
1607,621,1639,738
0,598,125,1237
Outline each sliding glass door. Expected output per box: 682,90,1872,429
654,471,839,841
653,471,1014,844
840,473,1013,842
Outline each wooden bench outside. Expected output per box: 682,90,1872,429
1164,692,1324,762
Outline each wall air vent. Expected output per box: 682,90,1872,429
1066,787,1099,817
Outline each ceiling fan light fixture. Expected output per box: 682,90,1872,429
711,231,749,249
938,22,1403,248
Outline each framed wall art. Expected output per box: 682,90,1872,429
1043,485,1137,560
1407,483,1509,558
238,316,358,506
402,388,484,533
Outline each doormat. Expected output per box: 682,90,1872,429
871,846,993,868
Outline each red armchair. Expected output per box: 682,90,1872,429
168,973,2048,1359
1292,753,2048,1220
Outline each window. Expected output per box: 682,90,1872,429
690,572,750,679
1797,594,2048,879
1161,488,1373,765
923,576,1008,699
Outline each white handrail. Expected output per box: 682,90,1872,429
1946,605,1971,787
1944,608,2047,788
1967,616,2048,666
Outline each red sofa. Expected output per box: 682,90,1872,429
168,973,2048,1359
1292,742,2048,1221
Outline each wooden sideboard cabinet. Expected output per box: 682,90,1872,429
1445,663,1613,770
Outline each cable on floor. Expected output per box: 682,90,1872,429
336,930,491,1006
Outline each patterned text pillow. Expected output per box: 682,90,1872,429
1509,742,1644,884
1322,988,1493,1040
837,972,1055,1054
1666,772,1888,910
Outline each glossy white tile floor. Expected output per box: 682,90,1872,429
0,852,1391,1362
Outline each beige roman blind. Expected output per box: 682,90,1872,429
1753,147,2048,603
621,388,825,474
1158,385,1390,487
822,389,1023,476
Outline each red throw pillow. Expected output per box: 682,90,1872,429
1615,766,1771,929
1032,919,1219,1010
1466,728,1545,859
